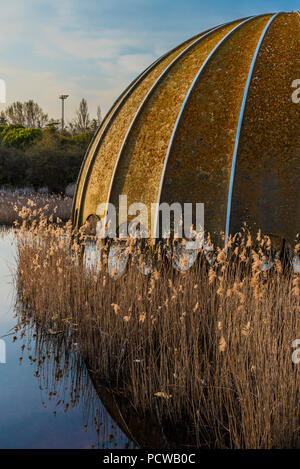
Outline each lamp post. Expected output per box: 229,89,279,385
59,94,69,132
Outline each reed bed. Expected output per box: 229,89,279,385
15,209,300,448
0,189,72,226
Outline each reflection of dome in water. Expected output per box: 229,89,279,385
88,370,197,449
73,12,300,248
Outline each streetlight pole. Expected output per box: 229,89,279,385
59,94,69,132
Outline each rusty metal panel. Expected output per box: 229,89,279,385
159,15,272,245
224,14,279,244
229,12,300,245
78,33,212,226
73,12,299,250
72,28,217,226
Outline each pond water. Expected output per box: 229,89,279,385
0,229,134,449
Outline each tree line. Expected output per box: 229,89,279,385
0,98,102,133
0,98,100,193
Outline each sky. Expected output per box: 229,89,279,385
0,0,299,123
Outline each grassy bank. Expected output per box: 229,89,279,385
15,212,300,448
0,190,72,226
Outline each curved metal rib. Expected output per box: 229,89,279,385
105,20,242,210
153,15,256,240
72,26,218,227
72,57,161,224
224,12,279,245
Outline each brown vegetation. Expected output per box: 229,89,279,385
0,190,72,226
15,210,300,448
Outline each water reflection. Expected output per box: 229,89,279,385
0,229,193,449
14,306,185,449
0,229,132,449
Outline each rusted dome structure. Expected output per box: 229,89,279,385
72,11,300,249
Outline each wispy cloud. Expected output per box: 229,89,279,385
0,0,297,120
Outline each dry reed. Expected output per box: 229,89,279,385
15,210,300,448
0,190,72,226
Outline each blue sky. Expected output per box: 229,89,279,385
0,0,298,122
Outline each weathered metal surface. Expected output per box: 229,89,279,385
73,12,300,248
72,29,216,227
109,19,245,226
159,14,272,245
75,29,216,227
229,12,300,245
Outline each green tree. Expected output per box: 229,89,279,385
24,129,85,192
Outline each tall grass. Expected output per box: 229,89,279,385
15,210,300,448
